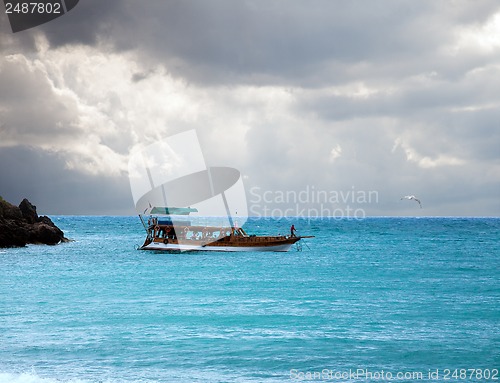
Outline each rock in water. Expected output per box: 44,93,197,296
0,197,69,248
0,219,28,247
31,216,67,245
19,198,39,224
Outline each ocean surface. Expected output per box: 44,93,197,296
0,217,499,383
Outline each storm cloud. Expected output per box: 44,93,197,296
0,0,499,216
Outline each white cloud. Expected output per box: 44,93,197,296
0,35,308,176
392,137,466,168
329,144,343,163
453,12,500,53
0,36,203,176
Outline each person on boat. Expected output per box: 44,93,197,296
290,224,296,237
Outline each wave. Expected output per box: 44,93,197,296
0,372,91,383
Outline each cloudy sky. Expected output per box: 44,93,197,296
1,0,499,216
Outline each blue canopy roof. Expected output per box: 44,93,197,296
150,207,198,215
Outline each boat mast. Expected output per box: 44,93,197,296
138,214,148,232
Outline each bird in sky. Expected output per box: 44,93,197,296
401,195,422,208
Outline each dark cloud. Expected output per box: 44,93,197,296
32,0,125,47
65,0,500,86
4,0,500,87
4,0,487,86
0,146,134,215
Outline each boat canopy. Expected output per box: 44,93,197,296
150,207,198,215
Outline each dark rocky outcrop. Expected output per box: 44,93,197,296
0,197,69,248
19,198,38,224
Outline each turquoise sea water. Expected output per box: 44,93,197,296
0,217,499,383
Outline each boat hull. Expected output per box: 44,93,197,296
140,238,300,252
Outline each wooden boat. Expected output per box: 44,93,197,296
138,207,313,252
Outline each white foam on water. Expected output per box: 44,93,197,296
0,372,90,383
0,370,284,383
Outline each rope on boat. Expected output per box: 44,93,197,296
296,232,312,251
295,241,303,252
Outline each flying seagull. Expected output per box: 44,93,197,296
401,195,422,208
